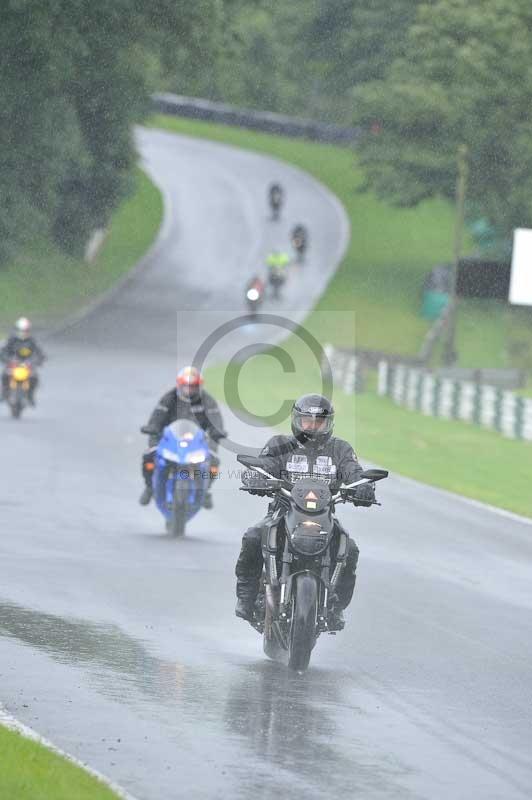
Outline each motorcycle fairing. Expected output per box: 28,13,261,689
154,419,211,521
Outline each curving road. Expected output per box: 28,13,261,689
1,128,532,800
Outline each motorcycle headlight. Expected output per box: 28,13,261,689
247,288,259,301
12,366,30,381
162,448,179,462
186,450,206,464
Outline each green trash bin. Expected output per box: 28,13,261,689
422,290,449,321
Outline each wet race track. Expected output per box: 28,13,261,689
1,128,532,800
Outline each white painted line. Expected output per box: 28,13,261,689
0,706,139,800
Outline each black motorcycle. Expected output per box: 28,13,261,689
291,224,308,263
268,183,283,221
237,454,388,671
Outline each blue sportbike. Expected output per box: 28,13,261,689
153,419,212,537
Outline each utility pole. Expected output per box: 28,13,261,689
443,143,469,366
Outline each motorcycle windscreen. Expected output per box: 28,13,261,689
169,418,200,440
164,419,210,466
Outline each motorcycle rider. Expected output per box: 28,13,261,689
235,393,375,628
291,224,308,261
139,366,225,508
268,182,283,219
266,250,290,297
0,317,46,405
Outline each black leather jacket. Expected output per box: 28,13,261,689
250,433,373,499
0,336,45,365
145,388,224,446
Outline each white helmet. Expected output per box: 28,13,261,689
15,317,32,339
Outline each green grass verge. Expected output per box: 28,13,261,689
0,725,120,799
0,167,162,333
207,349,532,518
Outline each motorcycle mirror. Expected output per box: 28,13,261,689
360,469,388,481
140,425,158,435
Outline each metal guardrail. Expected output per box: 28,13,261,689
378,361,532,441
152,93,360,145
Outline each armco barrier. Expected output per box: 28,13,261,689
152,93,360,145
378,360,532,441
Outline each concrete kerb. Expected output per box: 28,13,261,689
0,705,139,800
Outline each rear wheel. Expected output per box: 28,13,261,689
288,574,318,672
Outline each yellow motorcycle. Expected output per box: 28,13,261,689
5,359,33,418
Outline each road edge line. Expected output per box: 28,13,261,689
0,705,140,800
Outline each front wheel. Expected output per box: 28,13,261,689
167,479,188,537
288,573,318,672
9,396,23,419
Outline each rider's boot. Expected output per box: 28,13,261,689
139,485,153,506
329,607,345,631
203,491,213,510
235,597,255,621
235,577,259,621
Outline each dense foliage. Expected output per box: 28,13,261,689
352,0,532,244
165,0,532,243
0,0,218,262
3,0,531,263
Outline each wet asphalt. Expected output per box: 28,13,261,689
1,128,532,800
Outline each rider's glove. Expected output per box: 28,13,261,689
242,470,271,496
346,482,375,506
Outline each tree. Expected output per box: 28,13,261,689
0,0,223,263
352,0,532,239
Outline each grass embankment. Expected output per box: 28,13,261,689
207,348,532,518
154,115,532,517
0,725,120,800
0,167,162,332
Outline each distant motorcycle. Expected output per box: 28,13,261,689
238,453,388,671
268,265,286,300
4,359,33,419
291,224,308,263
245,276,265,314
142,419,214,537
268,183,283,221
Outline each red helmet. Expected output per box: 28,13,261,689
176,366,203,401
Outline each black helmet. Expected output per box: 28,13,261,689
291,394,334,446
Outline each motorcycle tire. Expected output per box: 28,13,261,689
288,573,318,672
10,399,23,419
167,479,188,537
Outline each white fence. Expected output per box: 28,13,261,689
323,344,362,394
378,361,532,441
